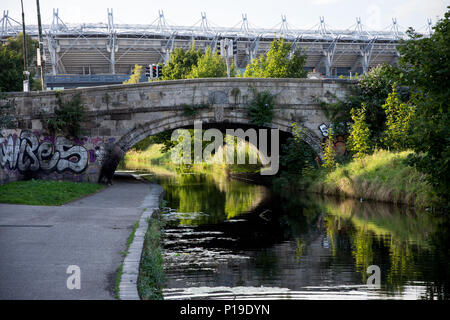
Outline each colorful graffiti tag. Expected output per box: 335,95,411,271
0,130,89,173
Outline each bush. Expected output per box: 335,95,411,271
47,92,86,138
382,85,415,151
347,104,372,159
247,89,276,126
322,128,337,170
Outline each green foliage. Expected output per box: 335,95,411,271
0,33,40,92
230,87,240,103
318,64,403,145
138,216,165,300
274,123,318,193
0,179,104,206
161,46,235,80
347,104,372,159
181,103,210,116
161,46,202,80
188,47,234,78
382,85,415,151
47,92,86,137
141,131,177,153
243,38,307,78
309,150,438,208
322,128,337,170
123,64,143,84
0,93,16,128
6,33,38,68
397,8,450,206
247,89,277,126
115,220,140,299
0,45,24,92
280,123,318,174
357,64,403,139
130,136,154,152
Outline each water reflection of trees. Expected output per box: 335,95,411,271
157,172,267,226
122,157,449,299
310,196,448,298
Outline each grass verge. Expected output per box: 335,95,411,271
114,220,140,300
309,150,438,208
137,212,165,300
0,179,105,205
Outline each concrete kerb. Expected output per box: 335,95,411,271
118,183,164,300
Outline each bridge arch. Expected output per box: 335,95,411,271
116,113,323,158
2,78,353,184
96,112,324,183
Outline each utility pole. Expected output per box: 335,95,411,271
36,0,45,90
224,39,231,78
20,0,29,92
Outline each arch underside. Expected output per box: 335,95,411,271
115,111,324,159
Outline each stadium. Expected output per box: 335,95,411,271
0,8,433,89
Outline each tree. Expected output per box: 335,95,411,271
318,63,403,146
322,128,337,170
6,33,38,68
123,64,143,84
357,64,403,143
188,47,233,78
0,46,23,92
161,46,202,80
0,33,40,92
398,8,450,206
382,85,415,151
347,104,372,159
243,38,307,78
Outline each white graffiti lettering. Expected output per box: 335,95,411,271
0,130,88,173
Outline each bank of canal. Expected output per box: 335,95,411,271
127,168,449,300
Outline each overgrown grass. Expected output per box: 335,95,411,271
309,150,438,208
138,213,165,300
123,144,171,165
120,143,262,175
0,179,105,206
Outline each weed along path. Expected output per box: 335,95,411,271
0,175,162,299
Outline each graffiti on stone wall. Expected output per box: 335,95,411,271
319,123,330,137
94,146,107,166
0,130,89,173
318,122,351,137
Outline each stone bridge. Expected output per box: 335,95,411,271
0,78,353,184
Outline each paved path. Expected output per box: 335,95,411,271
0,175,162,300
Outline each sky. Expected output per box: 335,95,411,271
2,0,449,32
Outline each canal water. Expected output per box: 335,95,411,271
119,166,449,300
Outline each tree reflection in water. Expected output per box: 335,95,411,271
118,160,449,299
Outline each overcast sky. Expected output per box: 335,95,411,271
2,0,448,32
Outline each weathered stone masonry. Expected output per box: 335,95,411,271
0,78,353,185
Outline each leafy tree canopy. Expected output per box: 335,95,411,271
319,63,404,145
161,46,203,80
123,64,143,84
243,38,307,78
188,47,234,78
398,8,450,205
0,33,40,92
0,46,23,92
